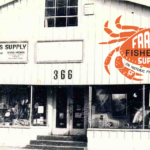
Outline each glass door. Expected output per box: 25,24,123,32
69,87,86,135
52,86,87,135
52,87,69,135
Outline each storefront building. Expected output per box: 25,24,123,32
0,0,150,150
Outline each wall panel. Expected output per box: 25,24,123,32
88,130,150,150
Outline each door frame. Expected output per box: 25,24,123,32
52,86,88,136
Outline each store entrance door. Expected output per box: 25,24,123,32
52,87,86,135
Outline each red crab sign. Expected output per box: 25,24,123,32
99,15,150,81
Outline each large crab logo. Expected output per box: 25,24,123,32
99,15,150,81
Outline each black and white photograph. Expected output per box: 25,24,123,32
0,0,150,150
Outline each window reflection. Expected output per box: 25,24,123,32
92,85,143,129
0,86,30,126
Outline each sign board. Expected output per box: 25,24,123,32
100,15,150,81
36,40,83,63
0,42,28,63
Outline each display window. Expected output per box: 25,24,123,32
91,85,149,129
0,86,30,126
0,85,48,127
32,86,47,126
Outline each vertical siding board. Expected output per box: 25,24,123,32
66,28,74,40
101,131,110,139
24,64,31,85
94,0,103,84
109,131,118,139
101,0,111,84
82,4,93,84
31,65,38,85
52,29,61,41
148,9,150,83
9,64,18,84
125,132,133,140
117,1,127,84
59,28,67,40
13,1,20,40
129,4,142,84
124,2,135,84
58,63,66,85
80,63,88,85
38,0,45,40
66,63,73,85
65,27,74,85
133,132,141,140
87,31,95,84
1,7,8,41
141,6,149,83
109,0,119,84
117,131,125,140
51,64,59,85
37,64,45,85
73,63,80,85
45,64,52,85
0,64,5,84
141,132,149,140
18,64,25,84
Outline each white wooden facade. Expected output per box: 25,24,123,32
0,0,150,150
0,0,150,85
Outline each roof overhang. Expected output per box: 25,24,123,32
126,0,150,7
0,0,18,7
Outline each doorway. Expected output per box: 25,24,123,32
52,86,87,135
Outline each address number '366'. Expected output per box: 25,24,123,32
54,70,72,80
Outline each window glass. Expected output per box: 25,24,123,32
32,86,47,126
56,87,67,128
73,87,84,129
91,85,143,129
56,7,66,16
67,8,78,16
67,17,77,26
56,0,66,7
56,17,66,27
45,0,78,27
46,0,55,7
45,8,55,17
0,86,30,126
47,18,55,27
68,0,78,6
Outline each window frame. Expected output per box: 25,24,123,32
45,0,78,27
89,85,148,130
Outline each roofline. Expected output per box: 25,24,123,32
0,0,18,7
126,0,150,7
1,0,150,8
